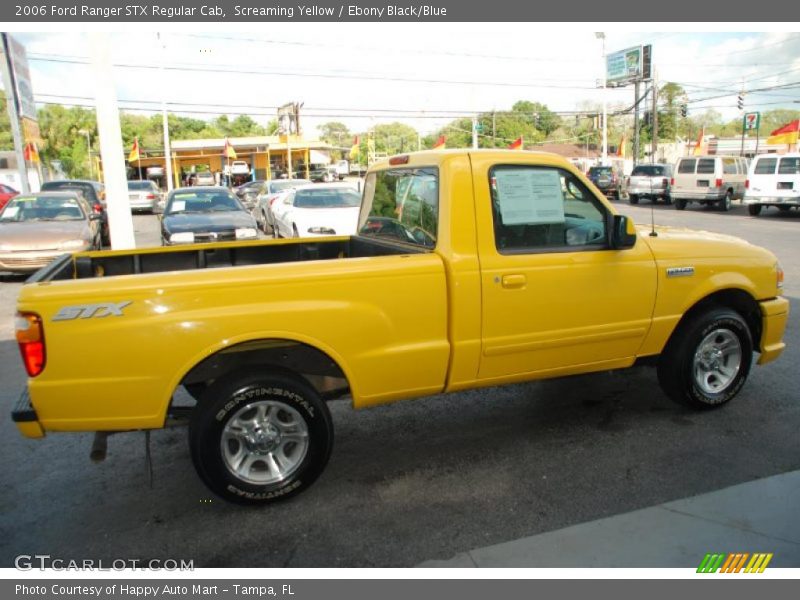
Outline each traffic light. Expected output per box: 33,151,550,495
737,93,744,110
680,104,688,118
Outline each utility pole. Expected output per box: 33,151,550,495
651,70,659,162
633,80,641,166
158,33,174,191
595,32,608,164
89,33,136,249
0,33,30,193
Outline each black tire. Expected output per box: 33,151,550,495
261,211,273,234
747,204,762,216
629,194,639,205
719,191,732,212
657,307,753,410
675,198,687,210
778,206,791,212
189,371,334,505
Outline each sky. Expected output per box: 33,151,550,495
4,25,800,140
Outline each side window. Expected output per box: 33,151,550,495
678,159,696,174
490,165,607,253
778,157,800,175
696,159,716,174
754,158,777,175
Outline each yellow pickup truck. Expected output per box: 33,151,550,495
12,150,788,504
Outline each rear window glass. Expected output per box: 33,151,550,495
588,167,613,176
631,165,666,176
41,181,97,202
722,158,737,175
677,159,696,174
127,181,154,190
778,157,800,175
754,158,777,175
360,167,438,249
696,159,716,174
293,188,361,208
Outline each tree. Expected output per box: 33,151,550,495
318,122,351,147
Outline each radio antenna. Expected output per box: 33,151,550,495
649,203,658,237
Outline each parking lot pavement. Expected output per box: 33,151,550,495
0,206,798,568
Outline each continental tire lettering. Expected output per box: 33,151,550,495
215,386,315,422
226,480,302,500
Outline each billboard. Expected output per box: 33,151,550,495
606,44,652,87
2,34,37,121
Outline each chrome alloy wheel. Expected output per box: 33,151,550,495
692,329,742,395
221,400,309,485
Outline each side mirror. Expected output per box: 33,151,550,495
610,214,637,249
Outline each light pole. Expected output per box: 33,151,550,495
79,129,92,179
595,32,608,164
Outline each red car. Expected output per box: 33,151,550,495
0,183,18,211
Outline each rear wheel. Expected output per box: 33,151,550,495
675,198,687,210
778,206,792,212
189,371,334,505
719,191,732,211
747,204,762,216
629,194,639,205
657,307,753,409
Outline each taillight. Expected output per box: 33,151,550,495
269,196,279,206
670,177,675,186
93,203,102,213
746,179,750,189
715,178,723,188
146,194,156,199
15,312,45,377
389,155,410,165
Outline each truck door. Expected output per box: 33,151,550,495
473,158,658,383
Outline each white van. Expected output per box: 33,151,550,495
744,153,800,216
671,155,748,211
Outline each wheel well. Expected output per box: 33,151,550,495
674,289,762,352
174,339,350,409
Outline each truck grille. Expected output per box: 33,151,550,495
193,231,236,242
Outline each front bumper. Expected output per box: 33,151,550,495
758,297,789,365
12,388,45,439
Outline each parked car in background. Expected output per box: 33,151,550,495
272,183,361,238
627,163,673,205
127,180,161,213
253,178,312,233
40,179,109,246
0,183,18,211
335,160,349,180
587,165,623,199
234,179,265,211
0,191,102,273
194,171,216,187
160,187,259,245
744,153,800,216
310,166,340,183
671,155,748,211
229,161,250,176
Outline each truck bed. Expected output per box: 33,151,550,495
31,236,425,283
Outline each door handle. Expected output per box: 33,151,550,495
501,274,527,289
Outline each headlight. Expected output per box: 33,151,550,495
307,227,336,235
169,232,195,244
235,228,258,239
58,239,90,250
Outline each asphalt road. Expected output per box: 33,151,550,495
1,202,798,568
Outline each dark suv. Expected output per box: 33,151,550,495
587,166,622,199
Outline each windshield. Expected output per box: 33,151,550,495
166,190,242,214
127,181,154,190
293,188,361,208
359,167,438,249
0,195,85,222
631,165,666,176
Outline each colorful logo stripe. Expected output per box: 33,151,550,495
697,553,773,573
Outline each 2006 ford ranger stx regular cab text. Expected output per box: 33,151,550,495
12,150,788,504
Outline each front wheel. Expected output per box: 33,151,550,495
657,307,753,409
629,194,639,205
675,198,687,210
748,204,762,216
189,371,334,505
